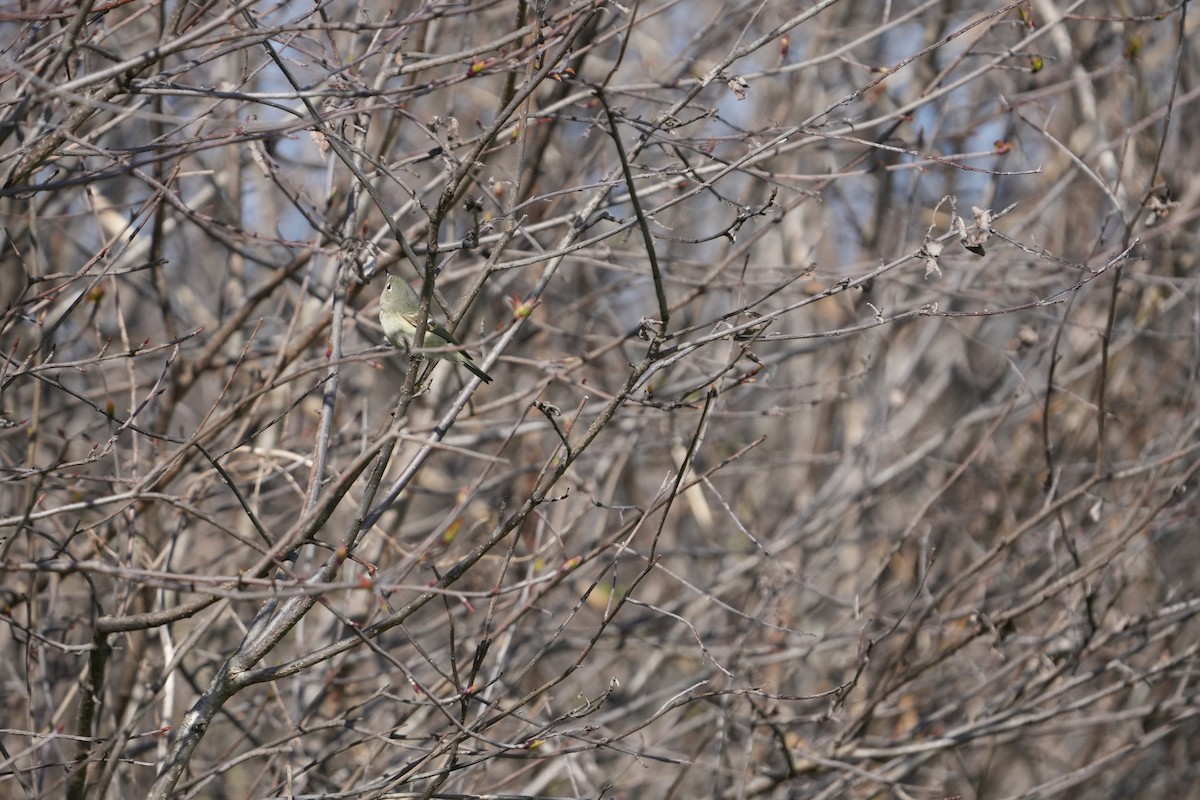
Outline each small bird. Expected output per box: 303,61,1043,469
379,275,493,383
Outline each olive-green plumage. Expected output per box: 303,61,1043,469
379,276,493,383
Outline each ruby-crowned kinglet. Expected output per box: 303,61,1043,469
379,275,493,383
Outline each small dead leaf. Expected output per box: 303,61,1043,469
919,237,944,278
956,206,993,256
